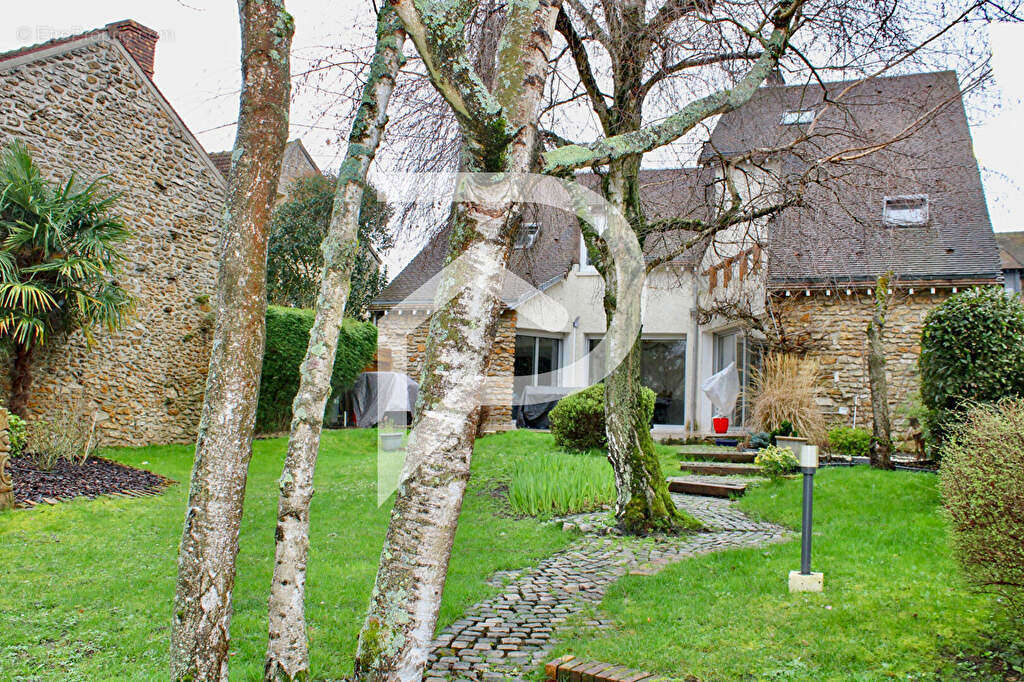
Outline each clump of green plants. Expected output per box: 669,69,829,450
921,287,1024,446
507,453,615,517
940,399,1024,620
827,425,871,458
748,431,772,449
7,412,26,457
27,400,98,469
750,354,825,445
754,444,799,480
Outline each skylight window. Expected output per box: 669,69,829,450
883,195,929,226
780,109,815,125
514,222,541,249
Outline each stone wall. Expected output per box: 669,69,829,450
376,309,517,433
771,288,948,434
0,38,224,445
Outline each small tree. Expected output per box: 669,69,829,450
920,287,1024,445
0,141,134,417
267,175,392,318
866,272,894,469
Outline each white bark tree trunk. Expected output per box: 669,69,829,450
170,3,294,680
263,8,405,682
352,1,563,679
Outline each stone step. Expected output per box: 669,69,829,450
545,655,664,682
668,476,747,498
678,448,757,464
679,460,762,476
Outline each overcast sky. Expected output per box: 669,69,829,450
3,2,1022,271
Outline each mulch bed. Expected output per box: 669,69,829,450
8,455,175,508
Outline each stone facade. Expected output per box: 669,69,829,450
0,35,224,445
377,309,517,432
771,288,949,433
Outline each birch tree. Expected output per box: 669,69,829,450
170,2,294,679
263,6,405,681
352,1,563,678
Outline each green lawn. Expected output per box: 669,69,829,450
0,429,572,681
548,467,999,681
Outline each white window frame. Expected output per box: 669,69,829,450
883,194,929,226
578,229,599,275
514,221,541,249
780,109,815,125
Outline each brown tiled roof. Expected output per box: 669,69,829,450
372,168,710,308
996,231,1024,270
702,70,1001,285
209,151,232,178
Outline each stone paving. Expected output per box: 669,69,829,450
424,492,790,681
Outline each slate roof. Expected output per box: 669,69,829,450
703,70,1001,286
372,168,710,308
209,151,232,177
995,231,1024,270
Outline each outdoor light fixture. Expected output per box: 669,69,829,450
790,443,824,592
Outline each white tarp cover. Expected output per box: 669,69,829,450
351,371,418,427
701,362,740,417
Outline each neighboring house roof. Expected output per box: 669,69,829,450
372,168,710,308
0,21,227,191
209,139,321,193
703,70,1001,286
209,151,232,177
995,231,1024,270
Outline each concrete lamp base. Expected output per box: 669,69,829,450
789,570,824,593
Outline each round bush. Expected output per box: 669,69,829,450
920,287,1024,444
256,306,377,433
549,383,655,452
940,400,1024,618
754,444,799,480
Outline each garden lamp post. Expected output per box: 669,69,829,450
789,444,824,592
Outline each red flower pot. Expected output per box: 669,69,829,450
713,416,729,434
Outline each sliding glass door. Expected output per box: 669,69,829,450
514,334,562,399
712,330,762,427
588,336,686,426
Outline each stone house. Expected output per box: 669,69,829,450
0,20,225,445
995,231,1024,294
372,70,1001,437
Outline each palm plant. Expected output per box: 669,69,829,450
0,141,134,416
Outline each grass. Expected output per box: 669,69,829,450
0,429,573,681
507,451,615,517
547,467,1000,681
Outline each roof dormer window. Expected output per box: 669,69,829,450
780,109,816,125
883,195,929,226
514,222,541,249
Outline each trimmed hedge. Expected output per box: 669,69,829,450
827,425,871,458
256,306,377,433
920,287,1024,445
549,383,656,452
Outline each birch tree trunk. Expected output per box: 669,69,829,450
867,272,894,470
263,8,404,681
352,1,562,678
170,3,293,679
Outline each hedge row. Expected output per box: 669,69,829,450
256,306,377,433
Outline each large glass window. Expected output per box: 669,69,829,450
587,336,686,426
712,330,763,426
514,334,562,398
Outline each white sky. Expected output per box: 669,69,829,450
2,2,1023,273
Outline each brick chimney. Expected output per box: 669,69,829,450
105,20,159,79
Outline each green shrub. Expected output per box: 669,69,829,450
507,453,615,517
548,383,656,452
7,413,26,457
828,425,872,458
256,306,377,433
748,431,772,450
920,287,1024,445
755,444,799,480
940,399,1024,618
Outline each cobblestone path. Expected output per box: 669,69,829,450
424,492,790,681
